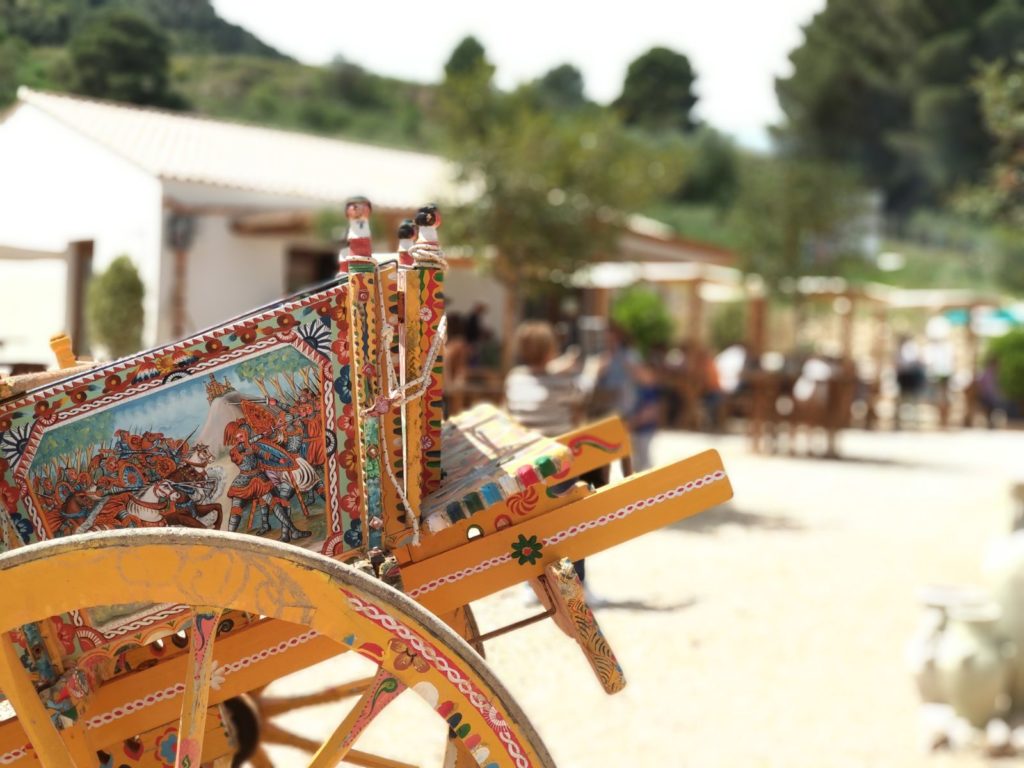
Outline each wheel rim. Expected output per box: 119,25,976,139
0,529,555,768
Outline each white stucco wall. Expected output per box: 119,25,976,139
176,215,290,336
0,105,163,354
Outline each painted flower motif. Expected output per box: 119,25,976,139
340,449,358,474
331,338,350,364
103,373,121,392
420,435,434,450
205,338,224,354
313,300,332,316
155,728,177,766
0,425,31,466
389,639,429,673
0,417,11,432
209,661,226,691
358,288,370,302
340,490,361,515
69,387,89,404
298,319,331,354
237,326,257,344
154,355,177,376
337,410,354,436
510,534,543,566
277,313,298,329
362,362,376,379
334,367,352,404
418,306,432,322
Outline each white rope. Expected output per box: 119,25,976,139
407,242,448,269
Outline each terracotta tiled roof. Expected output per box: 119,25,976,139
16,87,456,207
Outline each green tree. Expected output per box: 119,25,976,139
68,8,184,107
676,128,739,207
775,0,914,206
959,55,1024,293
444,35,491,80
729,156,865,292
614,46,698,133
533,64,587,111
437,39,684,365
777,0,1024,210
87,255,144,358
0,33,27,105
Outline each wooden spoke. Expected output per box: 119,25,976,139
249,744,276,767
343,749,418,768
308,666,405,768
261,720,322,752
0,636,79,768
442,733,481,768
175,605,223,767
258,676,377,716
0,530,555,768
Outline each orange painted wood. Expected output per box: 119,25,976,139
404,450,731,615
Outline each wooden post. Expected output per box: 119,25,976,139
689,279,705,349
412,205,445,499
344,196,388,553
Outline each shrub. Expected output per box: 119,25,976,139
988,329,1024,401
87,255,144,358
611,286,673,355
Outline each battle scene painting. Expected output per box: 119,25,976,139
25,345,330,548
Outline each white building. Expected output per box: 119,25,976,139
0,88,735,368
0,87,460,365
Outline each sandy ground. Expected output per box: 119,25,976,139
262,425,1023,767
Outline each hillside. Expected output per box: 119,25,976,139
0,0,284,57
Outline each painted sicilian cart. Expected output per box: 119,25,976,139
0,202,732,768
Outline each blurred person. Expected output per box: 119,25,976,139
444,313,468,416
693,344,725,431
895,334,926,428
715,342,749,397
504,320,605,606
628,355,662,471
924,316,955,427
504,321,582,436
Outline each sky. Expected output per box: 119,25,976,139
212,0,826,151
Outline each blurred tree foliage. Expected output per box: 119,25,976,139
958,56,1024,293
172,55,430,148
69,8,185,108
777,0,1024,213
437,38,685,306
87,255,144,358
533,64,588,111
0,0,282,55
614,46,698,133
987,329,1024,400
728,156,866,292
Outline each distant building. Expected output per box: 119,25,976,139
0,88,734,366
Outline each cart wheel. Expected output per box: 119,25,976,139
0,530,555,768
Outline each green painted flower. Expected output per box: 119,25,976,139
511,534,543,566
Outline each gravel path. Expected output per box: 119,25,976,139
265,427,1022,767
